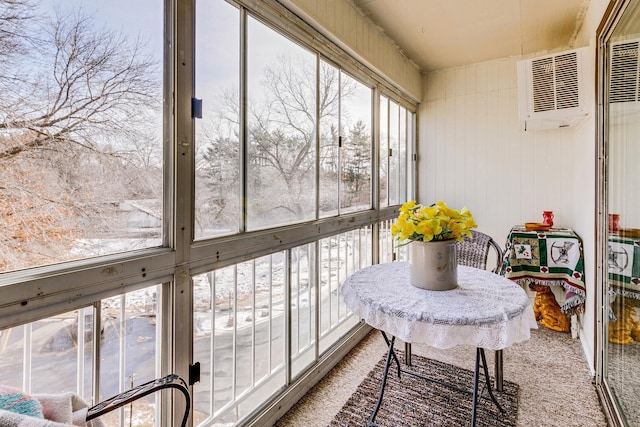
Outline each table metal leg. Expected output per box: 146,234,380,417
495,349,504,392
472,348,505,426
479,348,504,413
405,342,412,366
372,333,504,427
380,331,401,377
369,335,396,427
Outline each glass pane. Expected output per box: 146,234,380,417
0,309,94,399
605,5,640,423
388,100,399,205
193,254,286,425
406,111,416,201
0,0,164,272
319,61,340,217
98,285,161,426
379,96,389,206
319,227,371,354
379,218,395,263
399,106,407,202
194,1,241,240
246,17,317,230
291,244,316,379
340,73,372,212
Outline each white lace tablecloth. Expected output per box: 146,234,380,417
341,262,537,350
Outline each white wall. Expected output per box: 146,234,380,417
289,0,612,371
418,52,599,368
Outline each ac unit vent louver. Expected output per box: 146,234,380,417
517,47,591,131
531,52,579,112
610,40,639,103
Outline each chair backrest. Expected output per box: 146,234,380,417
455,230,503,274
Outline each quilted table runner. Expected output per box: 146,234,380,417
501,226,586,314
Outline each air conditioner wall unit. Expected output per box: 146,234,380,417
517,47,591,131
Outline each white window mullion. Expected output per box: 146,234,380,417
77,308,87,397
232,265,238,399
251,260,256,387
93,303,101,406
209,271,216,417
23,324,32,393
118,294,127,427
268,257,273,373
154,285,163,424
284,250,291,384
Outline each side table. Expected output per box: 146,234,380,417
501,225,586,314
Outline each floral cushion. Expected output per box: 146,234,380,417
0,385,44,419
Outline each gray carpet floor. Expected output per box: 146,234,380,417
608,341,640,426
276,327,608,427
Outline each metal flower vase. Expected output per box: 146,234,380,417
409,240,457,290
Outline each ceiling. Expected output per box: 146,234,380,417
352,0,591,72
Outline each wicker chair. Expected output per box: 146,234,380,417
455,230,503,275
455,230,505,391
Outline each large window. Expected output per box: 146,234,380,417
194,0,241,239
319,62,373,216
0,1,416,426
380,95,415,207
246,18,317,230
194,6,373,238
0,285,162,426
0,0,164,272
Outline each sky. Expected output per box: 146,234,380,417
34,0,377,136
42,0,163,59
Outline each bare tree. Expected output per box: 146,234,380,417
0,7,159,159
0,0,36,63
0,5,161,270
197,54,369,228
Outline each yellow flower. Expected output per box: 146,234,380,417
415,218,441,242
391,200,477,245
399,200,416,214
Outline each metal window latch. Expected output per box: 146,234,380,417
388,148,393,157
189,362,201,385
338,136,343,148
192,98,203,119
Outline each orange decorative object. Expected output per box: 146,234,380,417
530,283,570,333
618,228,640,238
609,301,640,345
524,222,551,231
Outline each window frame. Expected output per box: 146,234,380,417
0,0,418,425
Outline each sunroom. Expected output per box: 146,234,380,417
0,0,636,426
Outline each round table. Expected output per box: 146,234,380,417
340,262,537,427
341,262,537,350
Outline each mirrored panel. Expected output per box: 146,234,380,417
604,1,640,424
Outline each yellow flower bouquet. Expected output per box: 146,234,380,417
391,200,477,245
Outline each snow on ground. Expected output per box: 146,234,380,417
68,237,359,336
